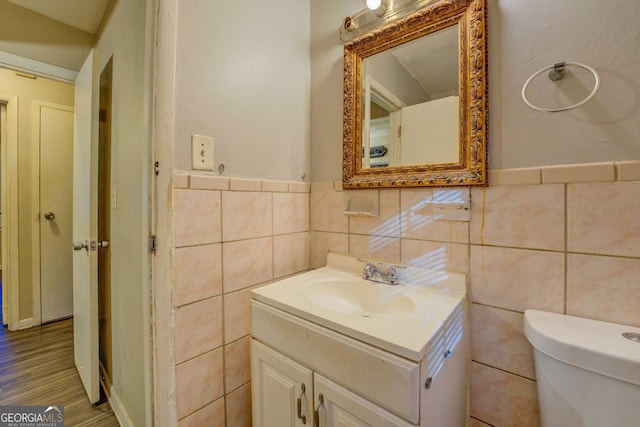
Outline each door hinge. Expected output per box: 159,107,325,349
397,125,402,137
154,161,160,176
150,235,158,253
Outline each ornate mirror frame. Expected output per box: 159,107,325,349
343,0,487,188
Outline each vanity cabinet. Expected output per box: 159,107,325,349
251,340,411,427
251,299,467,427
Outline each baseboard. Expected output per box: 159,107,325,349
109,387,134,427
18,318,33,330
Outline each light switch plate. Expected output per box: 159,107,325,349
191,134,214,171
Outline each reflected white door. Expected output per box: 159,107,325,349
400,96,459,165
40,105,74,323
72,49,100,403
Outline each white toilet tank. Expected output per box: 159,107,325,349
524,310,640,427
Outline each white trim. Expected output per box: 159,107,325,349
31,101,75,326
0,93,20,331
18,317,33,330
153,0,179,424
109,387,134,427
1,103,7,325
0,50,78,84
363,76,406,168
143,0,158,424
31,103,41,326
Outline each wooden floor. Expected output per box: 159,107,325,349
0,319,120,426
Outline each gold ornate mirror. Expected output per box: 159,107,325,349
343,0,487,188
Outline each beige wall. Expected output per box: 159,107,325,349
93,0,152,424
156,0,312,423
487,0,640,168
171,172,310,425
1,0,152,424
0,0,94,71
172,0,311,181
0,67,74,319
310,0,640,180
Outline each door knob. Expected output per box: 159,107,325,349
90,240,110,250
44,212,55,220
73,240,89,251
97,240,110,249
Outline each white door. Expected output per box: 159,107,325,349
400,96,459,165
40,105,74,323
251,340,313,427
72,49,100,403
314,373,415,427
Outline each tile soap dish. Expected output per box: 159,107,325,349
344,191,379,216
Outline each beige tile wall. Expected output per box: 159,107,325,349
310,182,470,272
470,162,640,425
172,160,640,426
311,161,640,427
172,172,310,426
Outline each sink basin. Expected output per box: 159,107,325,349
303,279,416,316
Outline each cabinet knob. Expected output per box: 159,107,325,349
425,377,433,389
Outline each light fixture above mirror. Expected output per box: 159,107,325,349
366,0,381,10
366,0,386,16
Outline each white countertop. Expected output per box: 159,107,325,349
251,253,466,361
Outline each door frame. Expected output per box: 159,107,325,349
0,94,18,330
0,51,77,330
31,101,74,326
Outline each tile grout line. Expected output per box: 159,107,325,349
564,184,568,314
219,185,228,425
471,359,537,382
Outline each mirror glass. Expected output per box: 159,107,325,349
343,0,488,188
362,24,459,168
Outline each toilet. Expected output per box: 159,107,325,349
523,309,640,427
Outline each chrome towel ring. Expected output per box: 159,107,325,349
521,61,600,113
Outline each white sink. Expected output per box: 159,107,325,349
303,278,416,316
251,253,466,361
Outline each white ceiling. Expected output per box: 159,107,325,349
392,25,459,99
7,0,111,33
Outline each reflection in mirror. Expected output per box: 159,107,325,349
363,25,459,169
342,0,488,189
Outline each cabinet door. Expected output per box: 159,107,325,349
314,374,415,427
252,340,313,427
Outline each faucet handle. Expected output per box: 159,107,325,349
387,264,406,285
359,260,375,279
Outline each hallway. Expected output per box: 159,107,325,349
0,318,120,426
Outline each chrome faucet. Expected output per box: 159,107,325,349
359,260,404,286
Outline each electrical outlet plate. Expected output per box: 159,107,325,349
191,134,214,171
